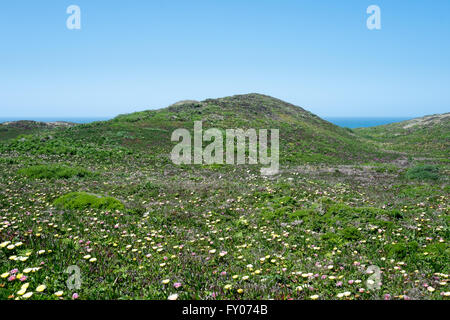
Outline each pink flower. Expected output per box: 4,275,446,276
10,269,18,274
384,294,391,300
174,282,182,289
72,293,79,299
8,275,15,281
20,276,27,282
348,280,354,284
220,271,227,276
336,281,343,287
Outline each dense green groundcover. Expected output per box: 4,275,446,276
18,165,93,180
406,164,440,181
53,192,125,211
0,95,448,300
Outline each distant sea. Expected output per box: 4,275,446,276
0,116,413,128
0,117,112,124
323,117,413,128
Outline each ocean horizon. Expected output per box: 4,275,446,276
323,117,413,128
0,117,113,124
1,116,414,128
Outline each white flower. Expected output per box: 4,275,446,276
0,241,11,248
17,288,27,296
54,291,64,297
36,285,46,292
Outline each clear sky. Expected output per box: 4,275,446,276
1,0,449,117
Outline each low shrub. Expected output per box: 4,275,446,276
340,226,362,240
386,241,419,259
18,164,93,179
54,192,124,210
406,164,440,181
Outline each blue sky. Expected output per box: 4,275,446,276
1,0,449,117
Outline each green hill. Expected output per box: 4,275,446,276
0,120,76,141
0,94,395,166
355,113,449,159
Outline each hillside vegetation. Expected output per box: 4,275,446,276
356,113,449,160
0,94,448,300
0,120,76,141
1,94,396,166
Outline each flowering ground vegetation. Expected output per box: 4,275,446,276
0,94,448,300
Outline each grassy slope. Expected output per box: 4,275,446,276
355,113,450,160
0,94,448,300
112,93,397,164
0,121,77,142
0,121,50,141
0,94,397,166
